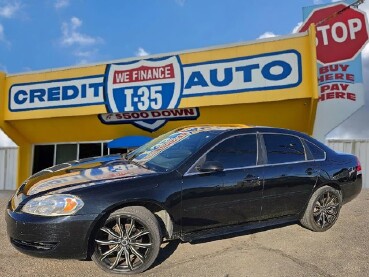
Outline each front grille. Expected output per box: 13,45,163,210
11,238,58,251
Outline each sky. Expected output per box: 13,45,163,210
0,0,322,71
0,0,369,142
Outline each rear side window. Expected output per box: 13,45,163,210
305,140,326,160
263,134,305,164
204,134,257,169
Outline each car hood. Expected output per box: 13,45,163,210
21,154,156,196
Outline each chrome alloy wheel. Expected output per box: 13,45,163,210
94,215,153,272
313,191,340,229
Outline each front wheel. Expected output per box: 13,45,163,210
92,206,161,274
300,186,342,232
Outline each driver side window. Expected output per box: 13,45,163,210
195,134,257,171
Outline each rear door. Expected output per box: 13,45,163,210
260,133,319,219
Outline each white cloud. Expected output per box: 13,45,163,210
77,59,89,65
61,17,102,46
74,49,97,58
257,32,278,39
359,0,369,15
175,0,186,6
313,0,323,4
73,49,99,64
136,47,149,57
292,22,303,34
0,24,8,72
0,23,10,46
0,1,21,18
59,17,104,65
0,23,4,40
55,0,69,9
71,16,81,27
362,42,369,59
331,0,341,2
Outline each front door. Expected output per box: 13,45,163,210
181,134,263,233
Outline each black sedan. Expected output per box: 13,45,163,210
6,125,362,274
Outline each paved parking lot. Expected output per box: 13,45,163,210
1,189,369,277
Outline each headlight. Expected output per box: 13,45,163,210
22,194,84,216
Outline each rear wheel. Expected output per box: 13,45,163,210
92,206,161,274
300,186,342,232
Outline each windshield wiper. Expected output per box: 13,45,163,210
129,159,150,170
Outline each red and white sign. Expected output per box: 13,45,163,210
113,65,175,84
318,64,356,102
299,3,369,64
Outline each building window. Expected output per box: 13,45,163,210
79,143,102,160
56,144,78,164
32,142,127,174
33,145,55,174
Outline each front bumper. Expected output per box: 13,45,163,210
5,208,98,259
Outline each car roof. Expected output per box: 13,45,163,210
178,124,250,129
177,124,300,135
176,124,320,142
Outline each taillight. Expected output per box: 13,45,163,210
356,157,362,174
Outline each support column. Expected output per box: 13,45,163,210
0,72,32,187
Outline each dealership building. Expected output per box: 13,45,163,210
0,26,319,189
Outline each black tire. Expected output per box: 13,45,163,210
300,186,342,232
92,206,162,274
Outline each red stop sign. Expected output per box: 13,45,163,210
299,3,369,64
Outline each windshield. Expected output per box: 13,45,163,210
126,126,228,172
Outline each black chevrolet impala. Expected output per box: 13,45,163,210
6,125,362,274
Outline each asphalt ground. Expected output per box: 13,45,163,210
1,189,368,277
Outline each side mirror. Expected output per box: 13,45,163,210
197,161,224,173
